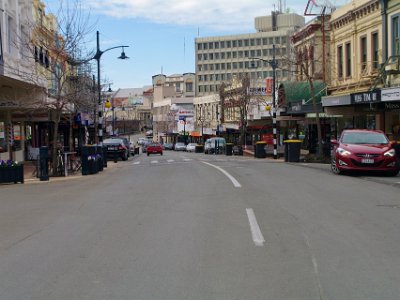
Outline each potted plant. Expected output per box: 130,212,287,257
0,160,24,184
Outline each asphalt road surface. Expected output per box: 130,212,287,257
1,151,399,300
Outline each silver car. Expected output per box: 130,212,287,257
174,142,187,151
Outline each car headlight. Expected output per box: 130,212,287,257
337,147,351,156
384,149,396,157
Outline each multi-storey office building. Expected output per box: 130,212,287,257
152,73,196,142
195,12,305,97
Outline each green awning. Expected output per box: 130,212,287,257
278,81,326,105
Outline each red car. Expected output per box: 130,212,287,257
146,142,163,156
331,129,399,176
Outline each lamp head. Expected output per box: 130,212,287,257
118,47,129,60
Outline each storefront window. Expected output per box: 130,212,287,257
0,122,6,153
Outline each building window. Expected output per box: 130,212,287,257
345,43,351,77
220,41,225,48
360,36,367,72
238,40,243,47
392,16,400,55
186,81,193,92
197,43,202,50
338,45,343,79
209,42,213,49
232,40,237,47
226,41,231,48
371,32,379,70
203,43,208,50
214,42,219,49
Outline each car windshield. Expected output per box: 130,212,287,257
103,138,122,144
342,132,388,144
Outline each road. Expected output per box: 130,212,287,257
1,150,400,300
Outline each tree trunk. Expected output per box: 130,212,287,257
308,79,323,158
51,111,61,176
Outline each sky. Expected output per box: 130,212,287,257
44,0,349,90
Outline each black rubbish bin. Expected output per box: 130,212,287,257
255,141,267,158
81,146,90,175
195,145,204,153
226,143,233,156
134,146,140,155
96,146,103,172
284,140,302,162
39,146,49,181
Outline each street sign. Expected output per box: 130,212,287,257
179,116,186,121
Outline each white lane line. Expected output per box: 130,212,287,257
167,159,174,163
201,161,241,188
246,208,265,246
151,160,158,164
183,158,192,161
132,161,140,165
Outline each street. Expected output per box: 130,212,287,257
1,151,400,300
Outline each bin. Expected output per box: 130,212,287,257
134,146,140,155
284,140,302,162
226,143,233,156
195,145,204,153
81,146,90,175
255,141,267,158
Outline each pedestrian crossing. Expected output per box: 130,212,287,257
131,157,250,166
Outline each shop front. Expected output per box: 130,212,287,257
323,88,400,143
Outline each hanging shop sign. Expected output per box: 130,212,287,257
350,90,381,104
381,87,400,102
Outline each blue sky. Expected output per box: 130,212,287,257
44,0,349,90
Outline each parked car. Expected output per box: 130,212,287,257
120,137,131,157
103,138,129,161
186,143,198,152
163,143,174,150
142,141,150,153
174,142,187,151
331,129,399,176
129,141,136,156
204,137,226,154
146,142,163,156
137,137,147,145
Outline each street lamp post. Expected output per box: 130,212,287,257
93,31,129,144
249,44,278,159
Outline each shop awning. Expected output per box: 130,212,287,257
278,81,327,105
190,131,201,137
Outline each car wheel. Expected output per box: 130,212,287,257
331,158,342,175
387,170,399,177
122,152,128,161
160,152,163,155
147,153,150,156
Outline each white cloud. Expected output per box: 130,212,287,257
84,0,350,32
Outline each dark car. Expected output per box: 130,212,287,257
146,142,163,156
331,129,399,176
103,138,129,161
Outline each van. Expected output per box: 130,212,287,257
204,137,226,154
